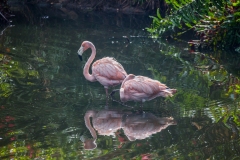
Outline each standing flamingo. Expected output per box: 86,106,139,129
117,74,177,106
77,41,127,96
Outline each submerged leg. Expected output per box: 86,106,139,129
105,87,109,97
109,89,133,108
140,101,143,112
109,89,120,102
105,87,109,106
110,89,120,98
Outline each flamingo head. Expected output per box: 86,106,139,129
83,139,97,150
127,74,135,78
80,136,97,150
78,41,92,61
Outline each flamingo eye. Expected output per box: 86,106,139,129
82,43,88,48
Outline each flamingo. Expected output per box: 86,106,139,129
112,74,177,106
77,41,127,97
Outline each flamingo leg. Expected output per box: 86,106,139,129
105,88,109,106
105,88,109,97
140,102,143,112
105,98,109,106
110,89,120,98
109,89,133,108
109,89,120,103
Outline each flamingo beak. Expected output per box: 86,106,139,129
78,55,82,61
78,46,84,61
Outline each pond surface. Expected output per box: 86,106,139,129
0,4,240,160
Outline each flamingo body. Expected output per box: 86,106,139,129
92,57,127,88
120,74,177,102
78,41,127,95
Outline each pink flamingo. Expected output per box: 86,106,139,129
119,74,177,105
77,41,127,96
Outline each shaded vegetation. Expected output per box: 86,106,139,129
2,0,164,15
147,0,240,51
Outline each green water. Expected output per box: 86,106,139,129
0,4,239,160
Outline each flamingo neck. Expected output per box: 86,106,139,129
84,110,97,140
83,43,96,82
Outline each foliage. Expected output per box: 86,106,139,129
147,0,240,50
145,41,240,159
0,53,39,98
144,40,240,123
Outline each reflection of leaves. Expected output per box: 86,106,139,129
28,70,39,78
173,88,206,110
0,83,13,97
0,55,39,98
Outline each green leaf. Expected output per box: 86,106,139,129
156,8,162,19
233,2,240,7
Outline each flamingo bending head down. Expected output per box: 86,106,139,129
77,41,127,96
119,74,177,105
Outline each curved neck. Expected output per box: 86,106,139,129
84,110,97,139
121,74,135,88
83,44,96,82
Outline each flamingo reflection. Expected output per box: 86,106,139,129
82,109,177,150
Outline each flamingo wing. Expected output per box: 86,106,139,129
124,76,167,95
121,75,177,102
93,57,126,79
108,57,127,77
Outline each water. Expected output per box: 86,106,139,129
0,4,239,160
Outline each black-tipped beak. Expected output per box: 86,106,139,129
110,89,119,97
78,55,82,61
